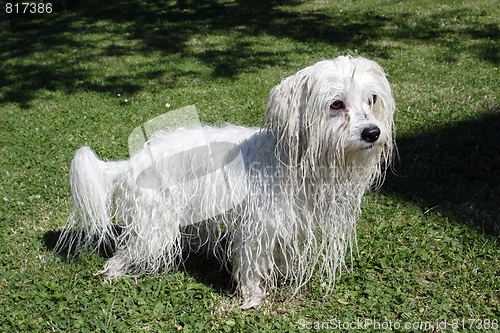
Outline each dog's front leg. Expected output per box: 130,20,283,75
235,253,270,309
232,225,276,309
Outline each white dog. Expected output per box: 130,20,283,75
56,56,395,308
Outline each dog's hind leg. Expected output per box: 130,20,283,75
97,212,182,278
97,235,181,278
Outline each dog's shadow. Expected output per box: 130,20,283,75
43,228,234,294
43,228,118,259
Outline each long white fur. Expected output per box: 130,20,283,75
56,56,395,309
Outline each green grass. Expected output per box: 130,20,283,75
1,0,499,331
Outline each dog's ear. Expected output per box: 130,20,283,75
263,68,313,164
355,57,396,128
264,73,309,132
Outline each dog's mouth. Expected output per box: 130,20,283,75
345,142,376,154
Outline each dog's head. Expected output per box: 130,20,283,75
265,56,395,172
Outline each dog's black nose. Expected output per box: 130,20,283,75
361,125,381,143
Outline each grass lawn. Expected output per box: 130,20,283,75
1,0,499,331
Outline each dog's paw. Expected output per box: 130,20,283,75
95,255,126,279
239,282,267,309
239,295,265,309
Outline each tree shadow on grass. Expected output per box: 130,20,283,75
383,109,500,236
2,0,499,107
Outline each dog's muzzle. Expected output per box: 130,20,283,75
361,125,381,143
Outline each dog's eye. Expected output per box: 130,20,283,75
368,95,378,106
330,100,344,110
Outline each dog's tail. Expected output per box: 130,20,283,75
55,146,126,257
